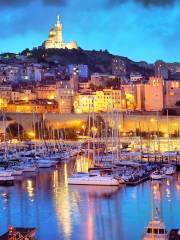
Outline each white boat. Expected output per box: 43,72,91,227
10,169,23,176
36,159,56,168
19,163,37,172
150,170,166,180
162,165,176,175
0,175,14,185
0,170,12,177
143,217,169,240
68,168,121,186
22,165,37,172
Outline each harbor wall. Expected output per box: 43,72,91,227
4,112,180,135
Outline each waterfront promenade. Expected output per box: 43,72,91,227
2,112,180,135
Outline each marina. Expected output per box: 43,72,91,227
1,0,180,238
0,157,179,240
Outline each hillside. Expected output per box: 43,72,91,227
0,47,155,76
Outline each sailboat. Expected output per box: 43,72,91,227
68,166,121,186
68,99,122,186
143,182,169,240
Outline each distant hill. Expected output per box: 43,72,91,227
1,47,155,76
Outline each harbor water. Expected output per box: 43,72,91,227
0,160,180,240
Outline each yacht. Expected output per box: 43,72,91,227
68,167,122,186
150,170,166,180
22,165,37,172
0,170,12,177
9,169,23,176
36,158,56,168
162,165,176,175
143,217,169,240
0,170,14,185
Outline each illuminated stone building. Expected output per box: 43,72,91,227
56,88,74,113
144,77,164,111
35,84,57,100
7,100,58,113
121,84,137,110
11,89,36,102
0,86,12,109
74,89,125,113
164,80,180,108
112,57,126,77
44,16,78,50
90,73,116,87
121,77,164,112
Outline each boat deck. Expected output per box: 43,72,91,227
0,227,36,240
125,175,150,186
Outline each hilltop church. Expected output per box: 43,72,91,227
44,16,78,50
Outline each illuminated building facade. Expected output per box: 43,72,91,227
112,57,126,77
7,100,58,113
74,89,125,113
0,86,12,109
164,80,180,108
45,16,78,50
144,77,164,111
35,84,57,100
90,73,117,87
121,84,137,110
11,90,36,102
56,88,74,113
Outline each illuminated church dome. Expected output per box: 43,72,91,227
44,16,78,50
49,28,56,36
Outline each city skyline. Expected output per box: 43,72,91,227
1,0,180,63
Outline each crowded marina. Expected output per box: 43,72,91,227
0,117,180,239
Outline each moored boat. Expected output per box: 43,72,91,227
0,176,14,186
150,170,166,180
143,217,169,240
68,167,122,186
162,165,176,175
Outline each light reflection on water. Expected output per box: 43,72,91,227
0,158,179,240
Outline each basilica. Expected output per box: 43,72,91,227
44,16,78,50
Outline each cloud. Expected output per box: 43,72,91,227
0,0,32,7
137,0,175,7
0,0,66,8
43,0,66,6
108,0,176,7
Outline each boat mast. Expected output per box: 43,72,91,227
156,111,160,160
151,183,155,240
167,109,170,162
111,96,114,164
32,104,37,157
88,99,91,160
92,97,95,163
2,111,8,161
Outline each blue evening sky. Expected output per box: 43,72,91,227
0,0,179,63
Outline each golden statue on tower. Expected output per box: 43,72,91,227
44,16,78,50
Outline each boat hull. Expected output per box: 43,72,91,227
68,176,120,186
0,176,14,186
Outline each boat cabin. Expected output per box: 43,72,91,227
88,167,113,177
143,218,169,240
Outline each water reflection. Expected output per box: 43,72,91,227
76,156,92,173
0,163,179,240
26,179,34,201
52,165,72,240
